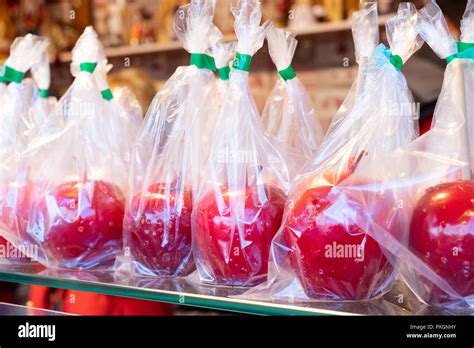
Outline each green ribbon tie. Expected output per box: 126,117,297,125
232,52,252,72
101,88,113,101
446,41,474,63
279,66,297,81
39,89,49,98
217,66,231,80
376,44,403,72
1,66,25,83
80,62,98,73
190,54,216,71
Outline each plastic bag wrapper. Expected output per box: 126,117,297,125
350,0,474,309
202,32,235,160
0,35,48,263
261,27,324,175
190,0,292,287
211,38,237,98
461,0,474,175
93,56,142,185
29,40,58,141
241,3,422,301
3,27,130,270
117,0,220,277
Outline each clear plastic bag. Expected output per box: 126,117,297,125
242,2,421,301
211,37,237,100
7,27,129,270
93,55,142,186
191,0,291,287
0,35,48,263
29,40,58,142
202,32,236,160
119,0,220,277
261,27,324,174
357,0,474,309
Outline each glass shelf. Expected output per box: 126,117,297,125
0,263,469,316
0,301,67,316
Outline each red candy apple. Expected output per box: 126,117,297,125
126,183,193,276
283,174,397,300
194,184,286,286
31,180,125,269
410,181,474,303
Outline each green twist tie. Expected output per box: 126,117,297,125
279,66,297,81
80,62,98,73
457,41,474,53
39,89,49,98
0,75,5,84
190,54,216,71
101,88,113,101
446,41,474,63
232,52,252,72
2,66,25,83
446,53,457,64
217,66,231,80
388,54,403,72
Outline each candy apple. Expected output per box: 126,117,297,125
32,180,124,269
410,181,474,303
283,174,397,300
194,184,286,286
126,182,193,276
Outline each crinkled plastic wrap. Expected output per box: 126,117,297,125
29,41,57,141
119,0,219,277
93,55,142,184
0,35,48,263
191,0,291,287
242,2,421,301
4,27,130,270
261,27,324,175
356,0,474,309
211,38,237,99
203,33,236,159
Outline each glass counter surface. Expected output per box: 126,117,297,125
0,263,470,316
0,301,67,316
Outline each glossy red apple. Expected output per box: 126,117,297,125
126,182,194,276
194,184,286,286
31,180,125,269
410,181,474,303
283,175,397,300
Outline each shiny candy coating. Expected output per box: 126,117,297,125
194,185,286,286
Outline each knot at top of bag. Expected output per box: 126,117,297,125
0,65,25,83
174,1,220,56
190,53,216,71
232,52,252,72
79,62,98,74
210,39,236,80
2,34,47,84
70,27,102,77
39,89,49,98
373,44,403,72
446,41,474,64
